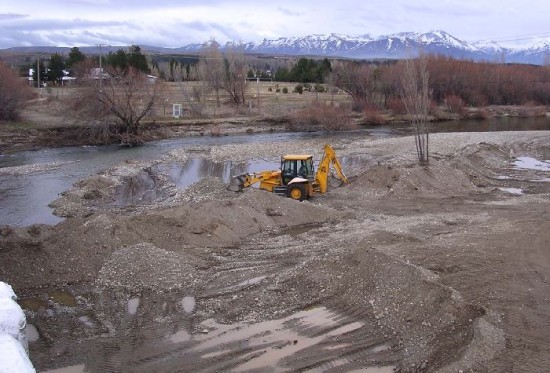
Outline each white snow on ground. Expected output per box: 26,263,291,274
513,157,550,172
0,282,35,373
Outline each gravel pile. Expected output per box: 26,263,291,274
175,176,235,203
96,243,196,292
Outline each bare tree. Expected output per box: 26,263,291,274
222,43,248,107
92,67,160,146
327,61,378,107
0,61,34,121
199,41,224,107
401,55,431,164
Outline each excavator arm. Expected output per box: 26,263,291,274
315,144,349,193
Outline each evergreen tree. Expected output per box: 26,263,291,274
106,49,129,73
128,45,149,73
67,47,86,68
47,53,66,84
105,45,149,75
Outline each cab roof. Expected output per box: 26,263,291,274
282,154,313,161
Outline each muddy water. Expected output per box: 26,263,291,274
31,292,397,372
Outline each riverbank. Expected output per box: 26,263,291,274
1,131,549,371
1,101,548,154
0,116,291,154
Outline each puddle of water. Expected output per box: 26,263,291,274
194,307,365,372
513,156,550,171
127,298,140,315
26,324,40,342
499,187,523,195
114,171,161,206
324,343,351,350
78,316,95,328
19,297,48,312
236,276,266,288
370,344,391,353
48,290,77,307
348,367,396,373
42,364,86,373
307,358,395,373
201,349,232,359
181,296,195,314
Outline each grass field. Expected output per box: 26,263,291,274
35,80,353,121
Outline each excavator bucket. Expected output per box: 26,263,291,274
227,174,246,192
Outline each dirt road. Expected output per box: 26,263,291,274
1,131,549,372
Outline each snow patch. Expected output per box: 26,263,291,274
0,282,35,372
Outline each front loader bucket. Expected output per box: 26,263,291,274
227,174,246,192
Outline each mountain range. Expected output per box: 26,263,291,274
3,30,549,65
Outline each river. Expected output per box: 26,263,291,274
0,117,548,227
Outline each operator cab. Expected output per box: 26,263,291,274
281,155,314,185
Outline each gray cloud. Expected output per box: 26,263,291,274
0,0,548,49
403,3,489,18
0,13,29,21
0,18,130,32
277,7,303,17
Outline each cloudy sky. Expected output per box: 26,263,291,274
1,0,548,49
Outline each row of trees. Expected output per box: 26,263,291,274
328,56,550,109
21,43,550,109
274,58,332,83
24,45,150,85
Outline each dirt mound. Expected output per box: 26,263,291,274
347,158,482,202
290,244,503,372
146,188,341,248
348,164,400,197
96,243,196,292
174,176,235,203
387,161,481,199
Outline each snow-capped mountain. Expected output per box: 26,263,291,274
3,30,549,65
240,33,376,56
173,30,548,64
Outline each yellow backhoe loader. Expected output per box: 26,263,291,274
227,144,349,201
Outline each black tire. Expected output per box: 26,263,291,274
286,183,307,201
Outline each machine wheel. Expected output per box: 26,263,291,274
286,183,307,201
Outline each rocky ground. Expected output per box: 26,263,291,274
1,131,550,372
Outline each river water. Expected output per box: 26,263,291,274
0,117,548,227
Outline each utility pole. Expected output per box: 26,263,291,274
256,76,260,112
96,44,106,91
36,58,40,89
